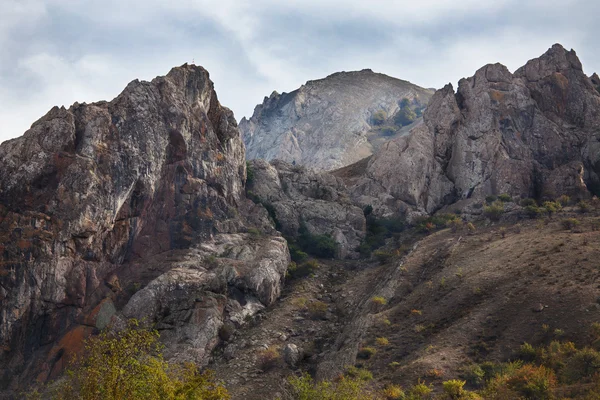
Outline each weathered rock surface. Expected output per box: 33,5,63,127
343,44,600,216
241,70,434,171
247,159,365,258
0,65,289,396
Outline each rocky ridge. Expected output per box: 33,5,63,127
341,44,600,218
241,70,434,171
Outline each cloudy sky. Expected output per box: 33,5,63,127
1,0,598,143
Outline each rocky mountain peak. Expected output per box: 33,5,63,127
241,70,434,171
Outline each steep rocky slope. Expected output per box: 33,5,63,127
247,159,365,259
340,44,600,218
0,65,292,396
241,70,434,171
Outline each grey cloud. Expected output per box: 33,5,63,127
1,0,599,143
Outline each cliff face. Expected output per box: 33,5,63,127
0,65,289,395
241,70,434,171
345,44,600,217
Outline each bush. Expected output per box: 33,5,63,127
257,346,280,371
520,198,537,207
524,205,544,219
376,337,390,346
395,107,417,126
307,301,328,320
542,201,561,216
505,365,556,400
286,371,377,400
460,364,485,388
246,161,254,185
372,110,387,125
381,127,397,136
498,194,512,202
415,214,459,233
563,348,600,382
371,296,387,306
406,381,433,399
288,243,309,263
381,385,404,399
287,259,319,279
296,223,338,259
442,380,467,399
485,195,498,204
562,218,580,230
517,342,538,362
359,215,405,257
357,347,377,359
557,195,571,206
578,200,591,213
373,250,394,264
43,320,230,400
483,201,504,221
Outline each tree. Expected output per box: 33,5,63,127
46,320,230,400
394,107,417,127
372,111,387,125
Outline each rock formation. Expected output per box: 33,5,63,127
241,70,434,171
247,159,365,258
0,65,289,396
343,44,600,217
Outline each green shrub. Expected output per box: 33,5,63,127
287,259,319,279
524,205,544,219
498,194,512,202
517,342,538,362
357,347,377,359
563,348,600,382
296,222,338,259
372,110,387,125
373,250,394,264
363,205,373,217
460,364,485,388
307,301,328,320
562,218,580,230
520,198,537,207
406,381,433,400
557,195,571,206
288,243,309,262
485,195,498,204
578,200,591,213
483,201,504,221
359,215,405,257
287,371,377,400
442,380,467,399
381,127,397,136
542,201,561,215
345,366,374,381
40,321,230,400
246,161,254,185
395,107,417,126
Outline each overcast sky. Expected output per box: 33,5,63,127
1,0,599,143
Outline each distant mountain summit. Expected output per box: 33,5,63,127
240,69,434,171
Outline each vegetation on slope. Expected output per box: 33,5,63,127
28,321,229,400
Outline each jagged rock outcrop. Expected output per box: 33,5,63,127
0,65,289,396
247,159,365,259
344,44,600,217
241,70,434,171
